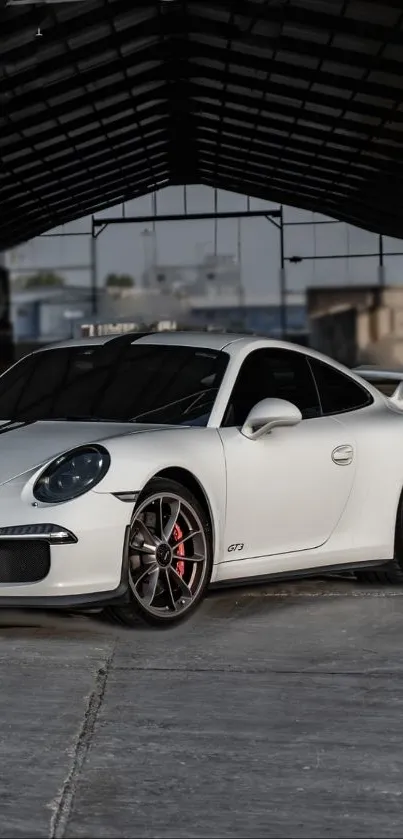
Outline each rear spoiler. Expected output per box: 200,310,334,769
353,366,403,406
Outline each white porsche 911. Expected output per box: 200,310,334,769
0,329,401,627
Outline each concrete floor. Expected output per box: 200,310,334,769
1,577,403,838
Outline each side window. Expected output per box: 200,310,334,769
222,348,321,427
309,358,373,415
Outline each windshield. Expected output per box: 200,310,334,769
0,343,229,426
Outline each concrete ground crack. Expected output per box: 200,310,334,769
48,645,115,839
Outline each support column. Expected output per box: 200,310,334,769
378,233,385,287
90,230,97,316
0,252,14,372
279,206,287,339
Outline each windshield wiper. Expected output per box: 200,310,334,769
129,389,216,423
0,419,38,435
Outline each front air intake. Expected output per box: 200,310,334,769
0,541,50,583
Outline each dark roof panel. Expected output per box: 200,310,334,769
1,0,403,249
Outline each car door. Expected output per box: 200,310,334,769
218,348,357,561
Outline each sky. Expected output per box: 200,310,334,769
7,184,403,303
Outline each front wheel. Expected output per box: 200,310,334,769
107,477,213,627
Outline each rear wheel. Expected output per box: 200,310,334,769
107,477,213,627
355,491,403,585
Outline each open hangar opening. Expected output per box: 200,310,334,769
2,0,403,365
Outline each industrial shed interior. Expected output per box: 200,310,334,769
1,0,403,253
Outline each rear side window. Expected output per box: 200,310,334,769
309,358,373,415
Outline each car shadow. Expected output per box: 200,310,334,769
0,571,391,635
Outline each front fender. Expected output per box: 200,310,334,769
94,427,227,566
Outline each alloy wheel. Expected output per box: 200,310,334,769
127,491,209,619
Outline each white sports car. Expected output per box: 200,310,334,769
0,330,401,627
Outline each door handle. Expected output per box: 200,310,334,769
332,444,354,465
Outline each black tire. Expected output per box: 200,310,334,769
355,490,403,585
106,477,213,628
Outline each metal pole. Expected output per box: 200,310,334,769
0,251,14,370
279,206,287,339
286,250,403,261
9,265,91,273
151,192,158,273
93,209,281,227
90,230,97,316
236,216,245,326
378,233,385,287
214,189,218,257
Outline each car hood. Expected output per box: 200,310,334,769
0,420,174,485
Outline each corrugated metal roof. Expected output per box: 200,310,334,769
1,0,403,249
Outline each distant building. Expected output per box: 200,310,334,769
76,292,307,342
307,285,403,367
11,279,308,352
11,284,192,347
11,286,96,343
188,293,306,337
103,286,190,323
140,253,307,337
142,254,241,297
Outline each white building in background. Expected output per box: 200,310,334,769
8,223,309,345
10,280,308,345
142,253,242,298
10,284,192,345
11,286,95,343
101,285,191,323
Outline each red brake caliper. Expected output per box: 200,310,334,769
173,523,185,577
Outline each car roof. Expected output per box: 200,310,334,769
41,331,307,354
19,330,382,402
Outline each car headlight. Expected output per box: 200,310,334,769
33,445,110,503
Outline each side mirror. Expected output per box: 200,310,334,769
241,398,302,440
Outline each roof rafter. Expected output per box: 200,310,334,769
1,0,403,249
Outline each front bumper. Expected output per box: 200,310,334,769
0,555,130,609
0,484,132,608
